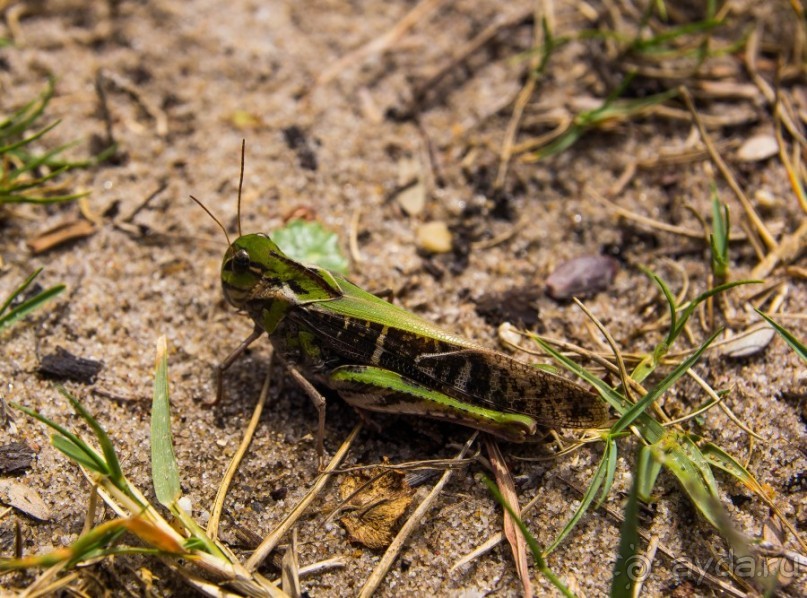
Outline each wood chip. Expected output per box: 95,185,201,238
0,479,51,521
0,442,36,475
39,346,104,383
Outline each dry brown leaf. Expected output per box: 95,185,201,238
338,468,414,550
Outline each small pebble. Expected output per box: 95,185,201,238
755,188,778,210
416,221,453,254
737,134,778,162
720,325,775,358
546,255,619,300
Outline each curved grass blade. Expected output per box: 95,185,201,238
754,309,806,362
11,401,109,476
545,437,616,555
482,476,575,598
56,385,125,486
612,328,721,435
0,272,64,333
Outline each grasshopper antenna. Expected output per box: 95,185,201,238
237,139,245,238
190,195,231,247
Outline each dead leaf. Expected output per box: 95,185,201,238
762,516,795,587
339,468,414,550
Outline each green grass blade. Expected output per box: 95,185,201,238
0,79,53,139
0,282,64,333
650,437,721,529
0,191,89,205
700,440,770,498
482,477,576,598
7,140,83,181
595,437,619,508
11,401,109,475
636,441,662,501
0,267,43,316
709,190,730,279
639,267,677,351
57,385,125,486
610,446,646,598
612,328,721,435
151,336,181,506
545,438,615,555
51,434,108,472
754,309,806,362
0,119,61,156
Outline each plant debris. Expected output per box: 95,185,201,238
0,442,35,475
38,346,103,383
338,469,415,550
282,125,318,171
26,219,96,254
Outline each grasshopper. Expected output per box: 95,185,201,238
194,143,607,458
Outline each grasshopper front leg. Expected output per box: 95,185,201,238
213,325,264,405
284,363,328,467
328,365,537,442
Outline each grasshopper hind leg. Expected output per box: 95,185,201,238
328,365,537,442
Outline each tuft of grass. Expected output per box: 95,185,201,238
514,271,795,593
531,82,679,160
709,189,731,280
0,79,113,206
6,337,288,596
0,267,64,334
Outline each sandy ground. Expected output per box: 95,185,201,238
1,1,805,596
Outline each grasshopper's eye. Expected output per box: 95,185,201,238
232,249,250,273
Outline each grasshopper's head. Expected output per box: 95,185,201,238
221,233,287,309
221,233,340,311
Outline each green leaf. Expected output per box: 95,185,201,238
754,309,806,362
0,268,64,333
482,476,575,597
57,386,125,487
151,336,182,506
546,438,616,555
273,219,349,274
611,446,646,598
